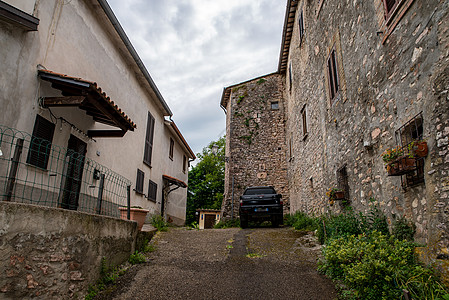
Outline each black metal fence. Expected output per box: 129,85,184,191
0,125,131,218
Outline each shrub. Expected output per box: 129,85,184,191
128,251,146,265
319,231,449,299
214,218,240,229
150,215,168,232
285,211,318,231
317,208,362,244
392,216,416,241
359,199,389,236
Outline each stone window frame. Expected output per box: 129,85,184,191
301,104,308,140
324,31,347,112
327,47,340,106
298,6,305,46
288,62,293,92
380,0,415,44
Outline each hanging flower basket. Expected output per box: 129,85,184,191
413,141,428,158
386,156,416,176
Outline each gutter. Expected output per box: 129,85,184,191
96,0,173,116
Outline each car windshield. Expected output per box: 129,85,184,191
244,188,275,195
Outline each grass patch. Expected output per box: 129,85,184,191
150,215,169,232
214,218,240,229
246,252,266,259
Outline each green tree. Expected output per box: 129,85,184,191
186,136,225,225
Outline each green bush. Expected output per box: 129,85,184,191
392,216,416,241
319,231,448,299
214,218,240,229
317,209,362,244
128,251,146,265
150,214,168,232
285,211,318,231
359,199,389,236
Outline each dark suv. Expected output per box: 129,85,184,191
239,186,283,228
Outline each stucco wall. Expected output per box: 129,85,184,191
0,201,138,299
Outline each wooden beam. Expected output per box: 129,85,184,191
87,130,126,138
43,96,85,107
86,94,129,132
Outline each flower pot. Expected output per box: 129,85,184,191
414,141,428,157
119,207,149,230
386,156,416,176
334,191,345,200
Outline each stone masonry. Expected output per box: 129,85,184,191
221,74,289,219
220,0,449,283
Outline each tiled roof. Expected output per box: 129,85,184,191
278,0,298,73
38,70,136,131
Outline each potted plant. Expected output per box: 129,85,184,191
326,188,345,206
382,147,416,176
407,140,428,158
118,206,149,231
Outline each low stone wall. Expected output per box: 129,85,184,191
0,201,138,299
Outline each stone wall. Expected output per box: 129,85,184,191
222,74,289,219
0,201,138,299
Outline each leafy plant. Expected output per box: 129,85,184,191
128,251,146,265
359,199,389,236
318,231,449,299
256,78,267,84
392,216,416,241
285,211,318,231
150,214,168,232
214,218,240,229
381,147,403,163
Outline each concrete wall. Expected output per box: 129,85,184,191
0,201,138,299
0,0,191,224
222,74,289,219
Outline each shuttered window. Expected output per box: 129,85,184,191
183,155,187,173
148,180,157,202
327,48,339,105
27,115,55,169
135,169,144,194
143,112,155,166
169,138,174,160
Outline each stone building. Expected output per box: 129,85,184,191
220,0,449,279
220,74,289,219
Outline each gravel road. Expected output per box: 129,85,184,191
99,227,337,300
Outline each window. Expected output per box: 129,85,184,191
395,112,425,187
327,48,339,105
135,169,144,194
288,62,293,90
271,101,279,110
298,9,304,44
301,105,308,139
169,138,174,160
383,0,402,20
148,180,157,202
143,112,155,166
337,165,349,204
183,155,187,173
27,115,55,169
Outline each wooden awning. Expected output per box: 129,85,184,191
162,175,187,188
38,70,136,138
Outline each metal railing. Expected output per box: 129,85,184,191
0,125,131,218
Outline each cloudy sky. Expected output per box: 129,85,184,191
107,0,286,156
